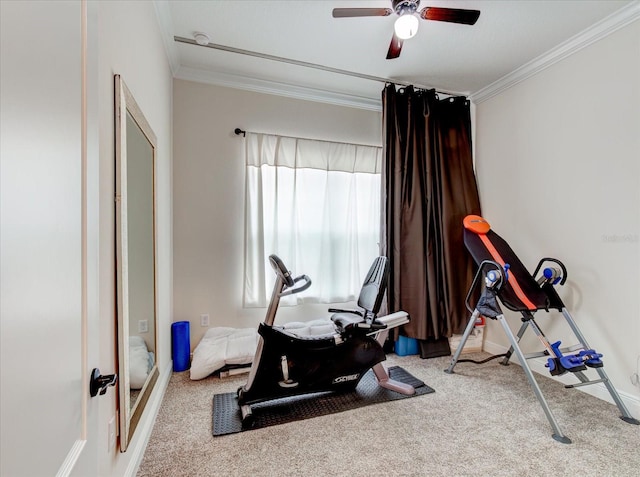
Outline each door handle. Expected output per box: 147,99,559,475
90,368,117,397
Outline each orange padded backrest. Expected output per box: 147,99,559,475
463,215,538,311
463,214,491,234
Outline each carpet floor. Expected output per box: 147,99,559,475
137,353,640,477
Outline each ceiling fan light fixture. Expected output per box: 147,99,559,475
394,14,419,40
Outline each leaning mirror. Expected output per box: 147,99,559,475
115,74,159,452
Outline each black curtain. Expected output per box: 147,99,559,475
381,84,481,358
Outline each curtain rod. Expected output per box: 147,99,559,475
234,128,382,149
174,36,465,98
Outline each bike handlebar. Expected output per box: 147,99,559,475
279,274,312,297
269,254,295,287
268,254,312,296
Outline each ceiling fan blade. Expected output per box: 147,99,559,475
332,8,393,18
386,34,403,60
419,7,481,25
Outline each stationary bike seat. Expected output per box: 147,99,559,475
331,313,365,333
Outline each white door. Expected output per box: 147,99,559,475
0,1,100,476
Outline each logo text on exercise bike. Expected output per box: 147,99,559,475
332,373,359,384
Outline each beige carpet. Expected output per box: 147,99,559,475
137,353,639,476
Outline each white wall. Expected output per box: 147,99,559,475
1,1,174,474
173,79,382,348
1,2,85,475
97,1,173,475
2,1,172,473
475,20,639,412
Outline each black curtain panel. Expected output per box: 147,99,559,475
380,84,481,358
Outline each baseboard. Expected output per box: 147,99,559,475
124,361,173,477
55,439,86,477
482,339,640,419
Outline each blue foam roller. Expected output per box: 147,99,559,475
395,335,419,356
171,321,191,372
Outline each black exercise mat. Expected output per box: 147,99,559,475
212,366,434,436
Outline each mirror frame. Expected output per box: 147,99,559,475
115,74,159,452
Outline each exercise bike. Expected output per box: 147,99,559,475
237,254,415,426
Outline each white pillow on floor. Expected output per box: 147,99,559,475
190,327,259,380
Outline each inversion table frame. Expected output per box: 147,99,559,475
445,216,639,443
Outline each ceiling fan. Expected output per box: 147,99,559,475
332,0,480,59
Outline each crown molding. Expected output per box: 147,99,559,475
152,0,381,111
155,1,638,110
471,2,640,104
174,66,383,111
153,0,180,75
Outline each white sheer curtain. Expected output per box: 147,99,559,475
244,133,382,307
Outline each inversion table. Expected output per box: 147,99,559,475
445,215,639,443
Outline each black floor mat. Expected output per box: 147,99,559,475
212,366,434,436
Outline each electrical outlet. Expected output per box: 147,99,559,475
200,313,210,327
108,416,116,452
138,319,148,333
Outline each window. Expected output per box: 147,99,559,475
243,133,382,307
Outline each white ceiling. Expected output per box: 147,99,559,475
155,1,638,108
